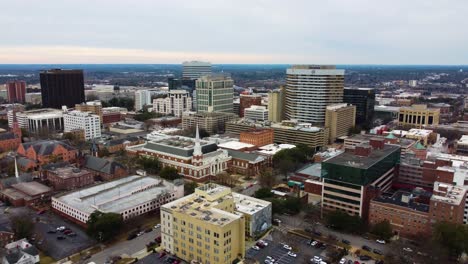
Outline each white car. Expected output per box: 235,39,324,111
311,241,318,246
403,247,413,252
259,240,268,246
154,224,161,229
312,256,321,263
287,251,297,257
252,245,260,251
376,239,386,244
283,244,292,250
266,256,275,261
339,258,346,264
56,226,66,231
274,218,282,223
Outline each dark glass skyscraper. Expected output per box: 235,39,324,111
343,87,375,125
40,69,85,109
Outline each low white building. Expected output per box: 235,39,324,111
152,90,192,117
233,192,272,237
244,105,268,121
8,108,64,132
52,176,184,225
63,110,101,140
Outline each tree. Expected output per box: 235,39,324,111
254,187,274,199
86,94,99,101
159,166,181,181
87,211,123,242
283,197,303,214
98,148,111,158
432,221,468,259
348,125,363,135
137,156,161,174
184,181,198,195
11,214,35,240
325,210,366,234
258,169,276,188
371,220,393,240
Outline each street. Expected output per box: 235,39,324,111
87,228,161,264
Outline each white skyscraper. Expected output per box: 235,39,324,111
182,61,212,80
135,90,154,111
285,65,345,125
152,90,192,117
63,110,101,140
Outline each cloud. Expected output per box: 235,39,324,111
1,0,467,64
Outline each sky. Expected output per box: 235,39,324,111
1,0,467,64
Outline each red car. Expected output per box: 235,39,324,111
37,210,46,215
63,230,73,235
155,236,162,243
158,252,166,259
354,261,360,264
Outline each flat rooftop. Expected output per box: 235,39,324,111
325,143,400,170
12,182,52,196
295,163,322,178
48,166,92,179
256,143,296,156
431,182,466,206
218,141,255,150
55,176,178,214
233,193,271,215
373,190,430,213
346,133,415,148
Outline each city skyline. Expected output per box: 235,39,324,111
1,0,467,64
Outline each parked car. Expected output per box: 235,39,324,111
67,233,77,237
256,242,266,248
403,247,413,252
63,230,73,235
155,236,162,243
265,256,275,262
252,245,260,251
154,224,161,229
283,244,292,250
56,236,66,240
373,249,383,255
359,255,371,261
127,233,137,240
342,239,350,245
376,239,386,244
362,245,372,251
312,256,321,263
354,261,360,264
314,242,323,248
339,258,347,264
287,251,297,257
56,226,66,231
311,241,318,247
37,210,46,215
258,240,268,246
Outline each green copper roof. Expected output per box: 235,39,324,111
414,141,426,150
386,133,396,139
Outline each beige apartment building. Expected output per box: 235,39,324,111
267,87,284,122
75,101,103,122
325,103,356,143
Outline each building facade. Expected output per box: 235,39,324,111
153,90,192,117
40,69,85,108
17,140,78,168
52,176,184,226
64,111,101,140
398,104,440,128
5,81,26,103
325,103,356,143
182,61,212,80
0,121,21,152
75,101,103,121
239,129,274,147
46,166,94,191
196,74,234,113
239,94,262,117
244,105,268,121
285,65,345,125
8,108,64,132
343,88,375,125
268,88,284,123
182,111,238,134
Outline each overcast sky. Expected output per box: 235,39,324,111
1,0,467,64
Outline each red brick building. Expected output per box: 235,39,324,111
80,155,128,181
102,112,122,124
239,94,262,117
16,140,78,170
0,121,21,153
5,81,26,103
99,136,145,154
227,150,267,177
46,166,95,191
240,129,274,147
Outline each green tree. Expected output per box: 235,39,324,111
283,197,303,214
257,169,276,188
98,148,111,157
432,221,468,258
184,181,198,195
348,125,363,135
371,220,393,240
137,156,161,174
159,166,181,180
326,210,366,234
11,214,35,240
87,211,123,242
254,187,274,199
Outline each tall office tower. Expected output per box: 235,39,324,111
182,61,212,80
196,74,234,113
325,103,356,143
40,69,85,109
134,90,153,111
267,87,284,122
285,65,344,125
153,90,192,117
239,94,262,117
5,81,26,103
343,87,375,125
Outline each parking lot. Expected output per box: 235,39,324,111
246,233,326,264
139,252,187,264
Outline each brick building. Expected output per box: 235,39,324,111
240,129,274,147
46,166,95,191
0,121,21,153
1,181,52,207
81,155,128,181
16,140,78,170
227,150,266,177
5,81,26,103
99,136,145,154
239,94,262,117
102,111,122,124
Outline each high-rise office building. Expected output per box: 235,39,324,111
153,90,192,117
285,65,344,125
182,61,212,80
244,105,268,121
40,69,85,109
343,87,375,125
5,81,26,103
196,74,234,114
267,87,284,122
325,103,356,143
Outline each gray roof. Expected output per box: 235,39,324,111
22,140,76,155
144,141,218,157
0,132,16,141
17,157,34,167
4,246,39,264
0,174,33,188
227,150,265,163
84,155,126,174
103,136,140,147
